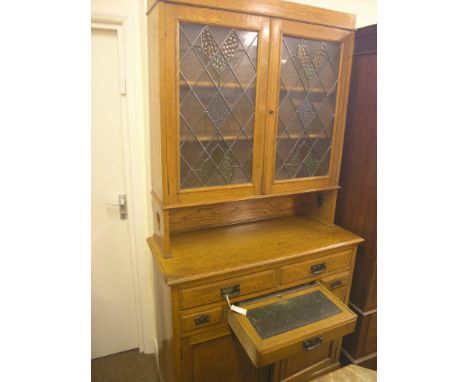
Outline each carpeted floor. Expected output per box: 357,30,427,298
91,349,160,382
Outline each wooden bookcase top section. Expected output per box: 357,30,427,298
148,215,363,286
147,0,356,31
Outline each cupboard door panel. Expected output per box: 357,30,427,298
164,4,270,205
181,326,266,382
281,341,334,381
264,19,354,194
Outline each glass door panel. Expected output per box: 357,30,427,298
179,23,258,190
275,36,341,180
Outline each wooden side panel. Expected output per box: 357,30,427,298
153,260,175,382
299,190,338,223
151,192,171,256
169,194,304,233
148,3,167,202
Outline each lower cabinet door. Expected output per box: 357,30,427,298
181,325,269,382
279,340,336,382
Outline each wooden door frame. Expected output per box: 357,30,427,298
263,19,354,195
163,4,271,205
91,15,156,354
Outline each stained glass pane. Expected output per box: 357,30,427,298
275,35,341,180
179,22,258,189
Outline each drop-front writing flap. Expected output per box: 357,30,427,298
228,283,357,368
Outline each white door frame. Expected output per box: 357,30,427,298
91,14,155,354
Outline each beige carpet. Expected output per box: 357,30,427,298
311,365,377,381
91,349,160,382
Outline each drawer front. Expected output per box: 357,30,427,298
180,270,276,310
280,250,351,285
180,306,225,333
330,287,347,302
320,272,349,291
321,271,349,302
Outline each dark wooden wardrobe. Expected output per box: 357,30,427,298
335,24,377,370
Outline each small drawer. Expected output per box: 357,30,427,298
330,287,347,302
180,270,276,310
180,306,224,332
321,272,349,292
280,250,352,285
228,283,357,367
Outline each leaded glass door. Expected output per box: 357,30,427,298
263,19,354,194
164,4,270,205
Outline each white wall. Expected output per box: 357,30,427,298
289,0,377,28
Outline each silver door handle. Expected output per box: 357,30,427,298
106,194,127,220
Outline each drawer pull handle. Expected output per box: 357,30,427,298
194,314,210,326
303,336,324,351
220,284,240,298
330,280,342,289
311,263,327,275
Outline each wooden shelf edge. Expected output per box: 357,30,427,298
158,185,341,210
147,237,171,284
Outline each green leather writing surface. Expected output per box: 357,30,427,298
246,291,341,339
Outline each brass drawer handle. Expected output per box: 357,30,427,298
303,336,324,351
220,284,240,298
330,280,342,289
311,263,327,275
194,314,210,326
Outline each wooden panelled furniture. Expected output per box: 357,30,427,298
335,24,377,370
146,1,364,380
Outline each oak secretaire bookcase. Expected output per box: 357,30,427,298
146,1,363,380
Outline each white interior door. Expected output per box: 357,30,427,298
91,26,139,359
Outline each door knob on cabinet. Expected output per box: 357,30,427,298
106,194,128,220
268,109,275,115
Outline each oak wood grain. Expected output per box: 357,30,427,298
280,249,352,285
148,0,356,31
148,215,363,286
169,194,303,233
180,270,276,309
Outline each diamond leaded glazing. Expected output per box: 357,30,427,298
179,23,258,189
275,36,341,180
